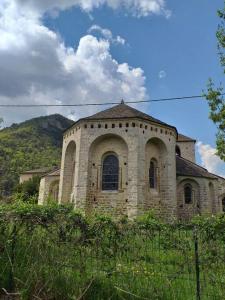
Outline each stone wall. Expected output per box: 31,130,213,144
41,114,225,220
59,118,177,220
176,141,196,162
19,174,34,184
218,177,225,211
38,175,60,204
87,134,128,217
176,176,221,220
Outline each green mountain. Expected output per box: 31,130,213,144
0,114,73,198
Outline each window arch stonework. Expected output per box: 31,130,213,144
177,179,200,221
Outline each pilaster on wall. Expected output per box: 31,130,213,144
38,178,46,205
137,137,146,214
58,129,81,204
58,142,68,204
126,137,139,219
139,133,177,221
73,134,89,210
164,149,177,220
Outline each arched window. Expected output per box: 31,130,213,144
222,197,225,212
184,184,192,204
176,145,181,156
149,159,157,189
102,154,119,191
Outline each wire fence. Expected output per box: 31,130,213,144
0,208,224,299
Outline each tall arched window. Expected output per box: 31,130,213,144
222,197,225,213
149,159,157,189
184,184,192,204
102,154,119,191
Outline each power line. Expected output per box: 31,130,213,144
0,93,223,108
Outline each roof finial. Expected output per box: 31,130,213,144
121,99,125,104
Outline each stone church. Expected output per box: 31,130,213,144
38,101,225,220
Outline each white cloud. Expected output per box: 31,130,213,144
197,141,225,177
158,70,166,79
88,25,126,45
13,0,170,18
0,0,147,125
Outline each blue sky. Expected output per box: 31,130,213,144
44,0,223,143
45,0,225,174
0,0,224,175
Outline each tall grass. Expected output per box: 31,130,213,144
0,203,224,299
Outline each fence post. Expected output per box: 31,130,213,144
194,227,201,300
8,224,17,292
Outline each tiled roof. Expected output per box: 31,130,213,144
21,167,54,174
76,103,177,132
176,156,217,179
177,133,196,142
45,168,60,177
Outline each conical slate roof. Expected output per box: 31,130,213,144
82,103,177,131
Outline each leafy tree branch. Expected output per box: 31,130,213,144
205,3,225,161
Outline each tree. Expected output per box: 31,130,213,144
0,117,3,129
205,3,225,161
14,176,40,203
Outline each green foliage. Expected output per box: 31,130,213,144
136,210,165,230
204,4,225,160
205,80,225,160
192,213,225,241
0,203,224,299
13,176,40,203
0,114,73,198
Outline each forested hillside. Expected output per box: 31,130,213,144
0,114,73,198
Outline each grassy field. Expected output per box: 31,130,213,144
0,203,224,299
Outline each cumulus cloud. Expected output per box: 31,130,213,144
158,70,166,79
13,0,171,18
197,141,225,177
0,0,147,125
88,25,126,45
